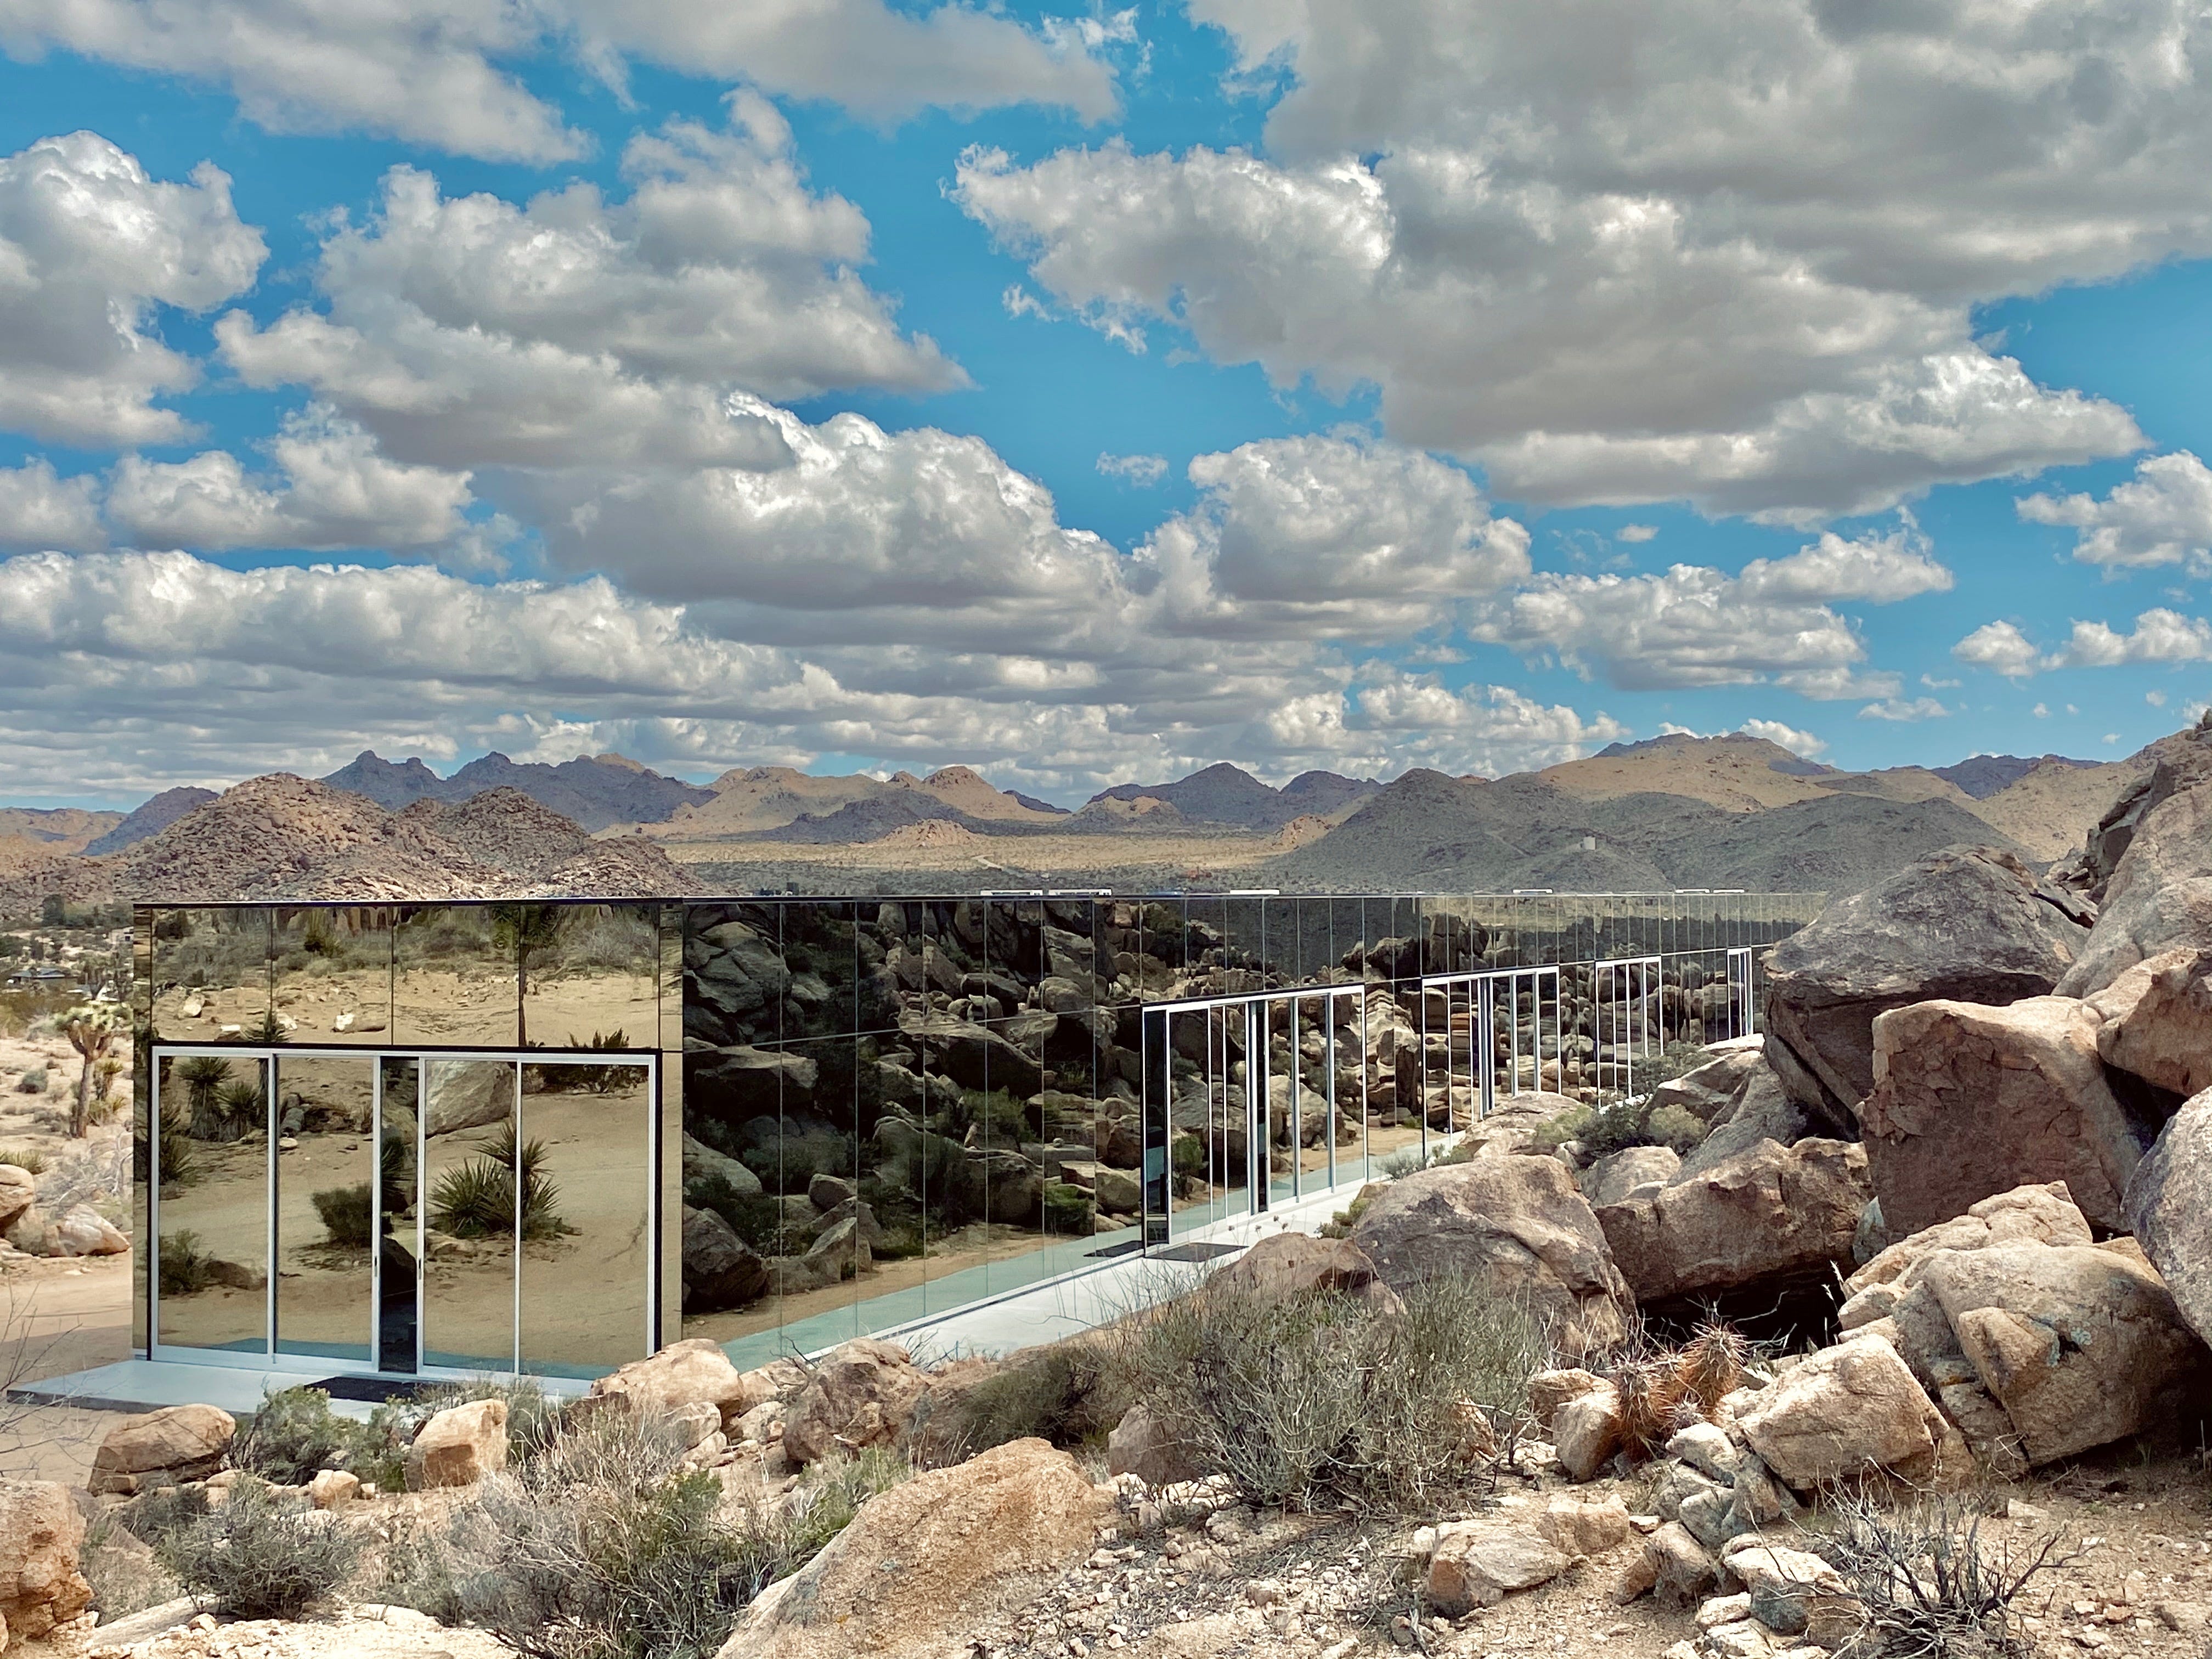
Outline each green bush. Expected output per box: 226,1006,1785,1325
0,1146,48,1173
1532,1096,1706,1160
685,1173,806,1257
154,1476,365,1620
233,1387,362,1485
312,1183,373,1250
15,1067,45,1094
1118,1270,1551,1515
1041,1181,1095,1235
158,1231,215,1296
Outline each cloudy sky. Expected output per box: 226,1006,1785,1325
2,0,2210,806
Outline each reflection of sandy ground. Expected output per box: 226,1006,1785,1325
682,1222,1091,1347
154,967,658,1052
161,1061,656,1377
157,1120,268,1352
419,1077,653,1374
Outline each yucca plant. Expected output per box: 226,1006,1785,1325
428,1127,566,1240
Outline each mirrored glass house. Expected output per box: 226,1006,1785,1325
128,890,1821,1381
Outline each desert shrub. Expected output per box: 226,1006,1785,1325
952,1088,1033,1146
1041,1181,1095,1235
232,1387,361,1485
117,1482,211,1548
1375,1143,1436,1178
312,1183,373,1249
947,1343,1125,1458
1534,1096,1706,1160
385,1408,907,1659
155,1476,366,1620
0,1146,48,1174
81,1508,179,1618
1117,1270,1551,1514
157,1231,215,1296
15,1067,45,1094
1813,1488,2073,1658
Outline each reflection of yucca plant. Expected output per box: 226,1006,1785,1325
212,1079,265,1142
429,1127,565,1240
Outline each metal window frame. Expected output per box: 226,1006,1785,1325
149,1043,661,1380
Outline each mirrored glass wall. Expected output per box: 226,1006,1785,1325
137,891,1823,1378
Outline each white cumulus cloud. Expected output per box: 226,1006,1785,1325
1737,718,1826,758
951,0,2212,518
1469,526,1942,696
0,0,1121,163
0,131,265,446
2018,451,2212,573
0,459,103,549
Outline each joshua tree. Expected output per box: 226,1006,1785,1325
489,904,569,1049
62,1004,122,1138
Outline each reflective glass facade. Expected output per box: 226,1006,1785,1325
132,891,1821,1376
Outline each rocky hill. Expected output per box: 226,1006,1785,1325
1087,761,1378,828
0,776,691,911
321,749,713,832
80,785,218,856
0,805,123,853
1262,767,2029,895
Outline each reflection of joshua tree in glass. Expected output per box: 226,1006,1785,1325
490,905,570,1049
177,1056,233,1140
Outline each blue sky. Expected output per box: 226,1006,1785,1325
0,0,2208,807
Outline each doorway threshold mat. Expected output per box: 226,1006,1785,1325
1148,1242,1244,1263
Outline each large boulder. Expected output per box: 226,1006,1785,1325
1673,1064,1814,1185
1736,1332,1950,1489
2058,733,2212,997
681,1205,769,1314
688,1046,818,1117
1105,1403,1209,1488
2125,1089,2212,1348
1861,996,2145,1233
2089,947,2212,1099
588,1338,776,1430
1348,1155,1635,1357
0,1480,91,1639
1899,1240,2203,1467
1645,1041,1768,1123
405,1398,508,1489
1763,847,2090,1127
1583,1145,1681,1207
1844,1181,2093,1300
1595,1138,1870,1305
781,1339,928,1467
423,1062,515,1136
716,1438,1110,1659
1842,1186,2204,1470
682,1133,763,1197
1209,1231,1400,1313
89,1404,235,1496
0,1165,35,1233
2059,716,2212,904
896,1013,1044,1098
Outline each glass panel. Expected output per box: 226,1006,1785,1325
524,903,659,1052
268,908,392,1044
273,1056,375,1362
379,1057,420,1373
520,1058,652,1376
393,908,518,1048
421,1059,517,1372
150,909,270,1043
155,1052,268,1355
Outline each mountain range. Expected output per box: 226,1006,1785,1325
0,733,2162,908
